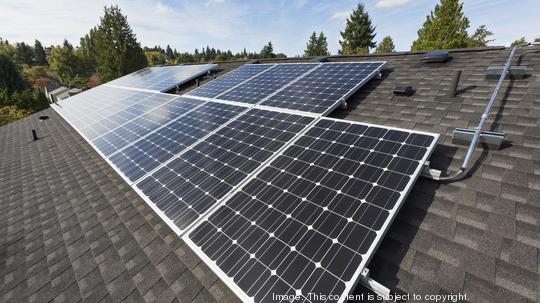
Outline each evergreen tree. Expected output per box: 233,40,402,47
260,41,275,58
48,40,81,84
93,5,147,82
467,25,494,47
78,28,97,72
14,42,34,66
510,37,527,47
411,0,470,51
166,44,173,60
305,32,330,56
0,54,27,93
375,36,395,53
34,40,47,65
339,3,376,55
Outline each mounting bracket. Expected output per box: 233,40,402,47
452,128,505,150
421,161,442,179
358,268,391,298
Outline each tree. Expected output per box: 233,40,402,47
93,5,147,82
78,28,97,72
375,36,395,53
145,51,165,66
260,41,275,58
165,44,173,61
468,25,494,47
304,32,330,56
34,40,47,65
0,105,32,126
0,54,27,93
339,3,376,55
14,42,34,66
510,37,527,47
48,40,81,84
411,0,470,51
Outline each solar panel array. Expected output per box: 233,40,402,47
185,119,437,303
105,64,217,92
188,62,385,115
53,60,440,303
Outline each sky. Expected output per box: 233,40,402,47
1,0,539,56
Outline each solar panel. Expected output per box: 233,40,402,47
217,64,318,104
186,64,275,98
91,96,203,157
105,64,218,92
54,85,154,132
185,118,438,303
135,109,315,233
109,101,247,183
260,62,384,114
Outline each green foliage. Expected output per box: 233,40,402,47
0,54,27,93
14,42,34,66
0,89,49,111
0,39,16,57
535,38,540,43
339,3,376,55
22,65,48,86
510,37,527,47
93,5,147,82
34,40,47,65
48,40,82,84
468,25,494,47
165,45,173,61
260,41,275,58
145,51,166,66
78,28,97,72
304,32,330,56
411,0,470,51
375,36,395,53
0,105,32,126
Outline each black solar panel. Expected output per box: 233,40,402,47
218,64,317,104
108,101,246,183
91,96,201,155
135,109,315,233
186,64,274,98
54,86,154,134
186,118,437,303
106,64,217,92
261,62,384,114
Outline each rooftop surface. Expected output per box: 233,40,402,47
1,46,539,302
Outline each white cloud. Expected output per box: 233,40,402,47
155,2,172,14
375,0,412,9
330,11,350,21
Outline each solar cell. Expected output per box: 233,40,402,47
109,101,247,183
260,62,384,114
91,96,203,157
218,64,318,104
186,64,275,98
185,118,438,303
135,109,315,233
54,85,154,132
105,64,218,92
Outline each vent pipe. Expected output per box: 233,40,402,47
447,70,461,98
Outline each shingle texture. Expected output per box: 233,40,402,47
1,46,540,302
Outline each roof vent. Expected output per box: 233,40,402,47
393,85,415,96
38,115,50,121
310,56,329,62
248,59,260,64
421,50,450,63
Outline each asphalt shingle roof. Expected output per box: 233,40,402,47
1,46,539,302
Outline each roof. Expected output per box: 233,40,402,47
48,86,70,96
2,46,539,302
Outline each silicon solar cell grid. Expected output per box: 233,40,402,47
54,85,154,132
135,109,315,233
108,101,247,183
217,64,318,104
261,62,384,114
106,64,217,92
186,64,274,98
91,96,203,157
187,118,437,303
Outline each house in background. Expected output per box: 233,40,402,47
45,86,82,103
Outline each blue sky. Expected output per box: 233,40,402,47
1,0,539,56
